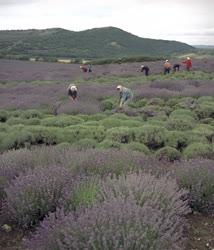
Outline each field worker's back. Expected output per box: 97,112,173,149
164,62,171,69
68,84,77,100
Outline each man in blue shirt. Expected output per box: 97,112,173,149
116,85,133,109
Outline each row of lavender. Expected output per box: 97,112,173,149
0,147,214,249
1,94,214,160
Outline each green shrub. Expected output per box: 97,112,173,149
0,130,34,151
0,110,8,122
122,120,142,128
155,147,181,162
169,109,197,120
139,105,161,118
192,124,214,142
200,118,214,125
64,179,99,211
9,110,22,118
83,113,107,121
65,125,106,143
74,138,97,150
129,98,147,108
166,98,179,108
183,143,213,159
25,126,62,145
21,109,42,119
195,103,214,119
0,124,9,133
146,119,166,127
107,127,135,143
24,118,41,125
83,121,100,126
147,98,165,106
41,115,84,127
100,118,122,128
110,113,133,120
122,142,150,155
164,131,189,150
197,96,214,104
175,97,195,109
135,125,166,149
100,99,116,111
98,139,122,149
6,117,26,125
166,116,195,131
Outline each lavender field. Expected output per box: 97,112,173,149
0,59,214,250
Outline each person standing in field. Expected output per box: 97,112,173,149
67,84,78,101
182,57,192,71
116,85,133,109
173,63,181,72
140,65,150,76
164,60,171,74
88,64,92,72
80,65,88,72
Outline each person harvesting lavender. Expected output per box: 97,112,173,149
67,84,77,101
116,85,133,109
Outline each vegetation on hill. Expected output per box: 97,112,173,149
0,27,195,61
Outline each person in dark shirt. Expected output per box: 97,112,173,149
67,84,77,101
140,65,150,76
173,63,181,72
88,64,92,72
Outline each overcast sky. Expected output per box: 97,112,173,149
0,0,213,45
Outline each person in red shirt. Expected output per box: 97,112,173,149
182,57,192,71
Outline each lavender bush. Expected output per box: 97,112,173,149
3,165,74,228
176,162,214,213
26,174,189,250
99,173,189,215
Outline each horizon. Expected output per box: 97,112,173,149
0,0,213,46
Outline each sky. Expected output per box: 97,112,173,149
0,0,214,45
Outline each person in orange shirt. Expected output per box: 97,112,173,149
164,60,171,74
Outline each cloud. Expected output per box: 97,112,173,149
0,0,39,5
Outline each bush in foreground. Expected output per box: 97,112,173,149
4,165,74,228
0,110,8,122
26,173,189,250
135,125,166,149
155,146,181,162
176,162,214,213
122,142,150,155
183,143,213,159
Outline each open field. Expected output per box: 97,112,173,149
0,58,214,81
0,59,214,250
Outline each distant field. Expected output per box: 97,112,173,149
0,58,214,81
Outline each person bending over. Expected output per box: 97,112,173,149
116,85,133,109
67,84,77,101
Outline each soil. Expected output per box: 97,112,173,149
186,213,214,250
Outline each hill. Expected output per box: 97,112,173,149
0,27,195,60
